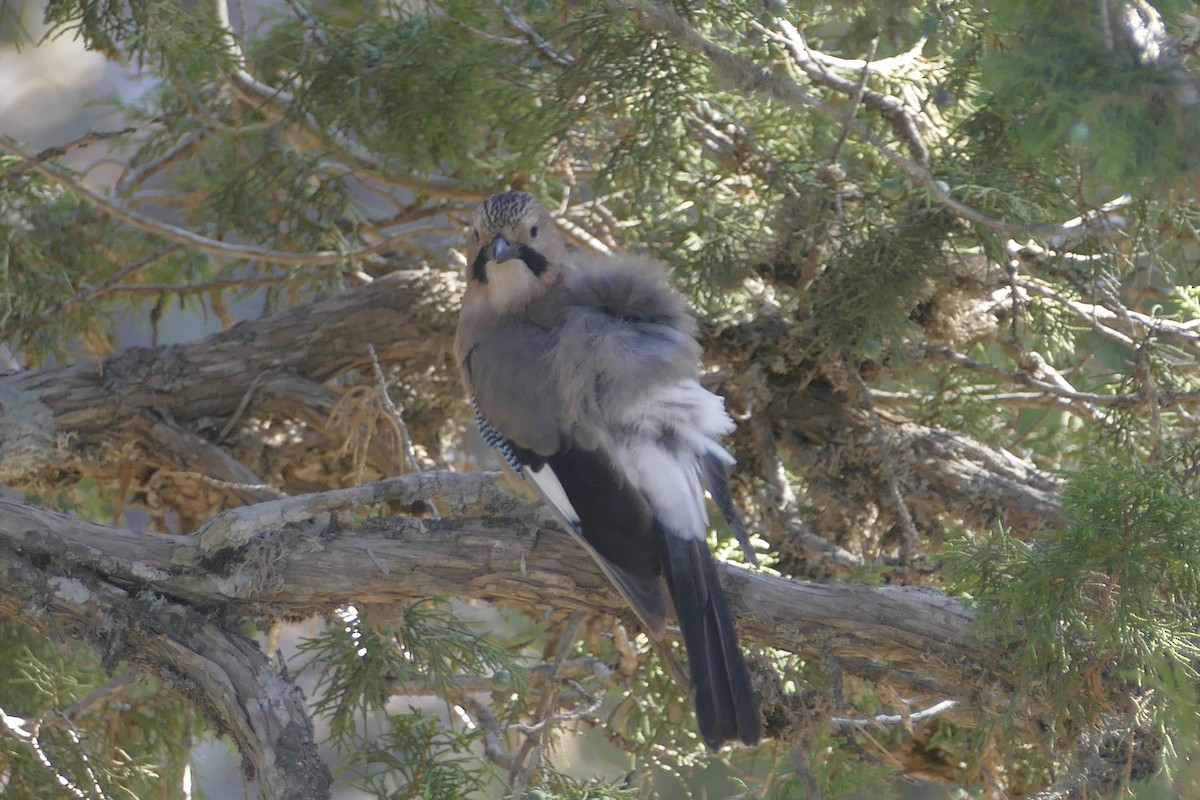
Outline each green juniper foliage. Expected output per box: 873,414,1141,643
299,601,525,740
0,622,198,800
980,1,1200,192
348,711,492,800
961,444,1200,691
2,0,1200,797
950,442,1200,777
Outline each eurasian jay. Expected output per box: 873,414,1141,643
455,190,761,748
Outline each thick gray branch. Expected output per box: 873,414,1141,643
0,268,461,519
7,269,451,430
0,479,1010,711
770,376,1064,541
0,264,1064,550
0,532,331,800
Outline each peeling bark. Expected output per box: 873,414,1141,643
0,269,463,525
0,476,1013,728
777,378,1064,541
0,527,332,799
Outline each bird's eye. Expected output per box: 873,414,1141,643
530,225,539,239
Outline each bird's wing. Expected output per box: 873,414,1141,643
463,317,670,637
549,253,740,547
461,319,561,458
700,452,759,567
545,256,762,747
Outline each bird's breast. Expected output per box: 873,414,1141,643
484,260,547,315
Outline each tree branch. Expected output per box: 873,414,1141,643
772,18,929,165
0,269,460,518
0,265,1065,548
766,375,1065,540
0,481,1010,716
0,530,332,799
0,132,415,267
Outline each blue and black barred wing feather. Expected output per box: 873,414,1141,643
471,395,523,474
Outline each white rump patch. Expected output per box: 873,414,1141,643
612,380,736,541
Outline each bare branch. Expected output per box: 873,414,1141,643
388,657,615,697
772,19,928,165
790,32,928,76
0,537,332,799
179,470,520,561
919,342,1200,412
510,612,585,792
494,0,574,67
366,343,427,481
0,488,1005,709
116,129,206,195
457,695,516,769
59,673,142,724
0,133,421,266
0,126,138,178
0,706,107,800
831,699,958,731
82,275,292,297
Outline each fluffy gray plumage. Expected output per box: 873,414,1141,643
456,191,761,748
552,252,701,434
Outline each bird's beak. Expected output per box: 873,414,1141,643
488,234,517,265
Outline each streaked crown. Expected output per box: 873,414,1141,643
475,191,540,232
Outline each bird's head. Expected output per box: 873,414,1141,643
466,191,567,312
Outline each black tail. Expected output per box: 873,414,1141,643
662,534,761,748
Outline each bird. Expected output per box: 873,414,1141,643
455,190,761,748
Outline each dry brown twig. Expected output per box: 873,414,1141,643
509,612,586,794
